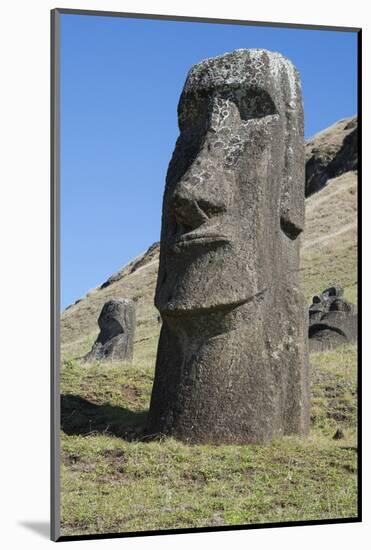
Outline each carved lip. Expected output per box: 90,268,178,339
172,230,230,247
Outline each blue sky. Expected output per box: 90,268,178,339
60,13,358,310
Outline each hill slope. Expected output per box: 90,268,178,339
305,116,357,196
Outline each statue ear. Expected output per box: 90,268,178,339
280,213,303,240
279,68,305,240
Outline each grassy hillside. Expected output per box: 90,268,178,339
300,170,357,304
60,345,357,536
59,119,358,536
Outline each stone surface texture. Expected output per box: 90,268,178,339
84,299,136,362
309,286,357,351
146,48,310,444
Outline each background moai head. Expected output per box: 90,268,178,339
309,285,350,321
84,298,136,362
155,49,305,314
308,286,357,351
97,299,134,344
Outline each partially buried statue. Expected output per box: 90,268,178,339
309,286,357,352
84,299,136,362
146,49,310,444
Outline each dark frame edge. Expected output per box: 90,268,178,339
51,7,61,543
356,28,362,523
54,7,361,33
56,517,361,543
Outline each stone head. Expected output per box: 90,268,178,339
155,49,305,314
97,299,134,344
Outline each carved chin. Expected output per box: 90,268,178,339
156,281,259,315
155,239,259,314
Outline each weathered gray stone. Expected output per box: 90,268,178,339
84,299,136,362
146,49,310,444
308,286,357,352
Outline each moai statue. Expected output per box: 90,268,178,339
84,299,136,362
146,49,310,444
309,286,357,351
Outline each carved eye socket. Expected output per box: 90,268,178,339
179,86,277,131
178,91,209,132
235,87,278,121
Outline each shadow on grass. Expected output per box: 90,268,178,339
61,394,148,441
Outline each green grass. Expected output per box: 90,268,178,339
300,243,357,304
310,345,357,438
61,433,357,535
60,344,358,536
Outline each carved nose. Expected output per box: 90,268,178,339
173,141,229,226
173,190,209,230
172,175,228,231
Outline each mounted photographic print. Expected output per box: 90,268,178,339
51,8,361,542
